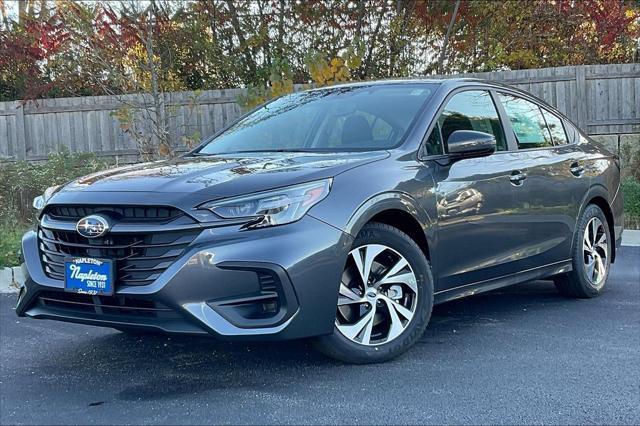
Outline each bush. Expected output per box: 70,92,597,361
0,224,28,268
0,151,109,226
0,152,110,267
622,177,640,229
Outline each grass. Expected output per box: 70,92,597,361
0,224,29,268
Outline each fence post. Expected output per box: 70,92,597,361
14,103,27,160
575,66,587,132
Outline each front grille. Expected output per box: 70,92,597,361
46,205,183,222
36,290,181,319
38,208,201,287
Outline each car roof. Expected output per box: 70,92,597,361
304,77,533,98
305,77,567,120
306,77,482,89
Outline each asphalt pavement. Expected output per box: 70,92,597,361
1,247,638,425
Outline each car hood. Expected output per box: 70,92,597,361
58,151,388,199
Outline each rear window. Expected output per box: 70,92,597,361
197,84,437,154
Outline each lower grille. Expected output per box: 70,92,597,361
37,291,181,319
38,227,200,287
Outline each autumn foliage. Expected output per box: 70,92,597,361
0,0,638,103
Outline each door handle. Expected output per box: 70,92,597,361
570,162,585,177
509,170,527,186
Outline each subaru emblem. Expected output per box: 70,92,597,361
76,215,110,238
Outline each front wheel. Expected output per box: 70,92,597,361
554,204,612,298
315,222,434,364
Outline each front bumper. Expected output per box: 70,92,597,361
16,216,353,341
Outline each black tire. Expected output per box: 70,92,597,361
554,204,612,298
315,222,434,364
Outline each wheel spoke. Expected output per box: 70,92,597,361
376,272,417,293
591,219,598,248
595,232,608,256
583,232,592,252
382,257,408,281
336,309,374,341
338,283,365,306
594,242,608,258
360,306,376,345
350,245,386,287
379,294,414,321
338,297,363,306
586,256,596,281
382,297,405,342
339,283,362,301
594,253,606,283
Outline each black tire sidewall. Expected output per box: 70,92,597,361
316,222,434,364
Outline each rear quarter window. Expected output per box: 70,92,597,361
542,109,568,145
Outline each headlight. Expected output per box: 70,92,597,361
199,179,332,228
32,185,62,210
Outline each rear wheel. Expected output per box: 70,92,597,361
315,222,433,364
554,204,611,298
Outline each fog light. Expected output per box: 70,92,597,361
262,301,278,314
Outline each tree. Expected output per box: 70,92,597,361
1,0,638,102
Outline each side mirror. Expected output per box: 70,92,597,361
447,130,496,158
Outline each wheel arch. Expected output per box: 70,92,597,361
344,192,434,263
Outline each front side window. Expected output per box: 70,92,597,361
426,90,506,154
542,109,568,145
498,94,553,149
196,84,437,154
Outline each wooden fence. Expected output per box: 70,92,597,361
0,63,638,161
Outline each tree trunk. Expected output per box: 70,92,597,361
436,0,461,74
144,3,168,157
0,0,10,29
361,5,385,79
18,0,26,25
389,0,416,77
256,2,268,71
277,0,286,59
224,0,258,83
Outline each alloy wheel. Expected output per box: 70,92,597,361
335,244,418,346
583,217,608,289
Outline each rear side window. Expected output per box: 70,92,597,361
541,109,568,145
498,94,553,149
431,90,506,153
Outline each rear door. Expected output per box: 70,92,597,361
496,92,590,269
426,89,532,291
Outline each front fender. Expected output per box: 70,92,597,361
342,191,434,238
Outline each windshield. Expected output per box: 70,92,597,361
196,84,437,155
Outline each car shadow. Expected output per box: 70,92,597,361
36,279,578,402
423,279,570,340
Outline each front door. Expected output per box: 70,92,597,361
425,90,531,291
